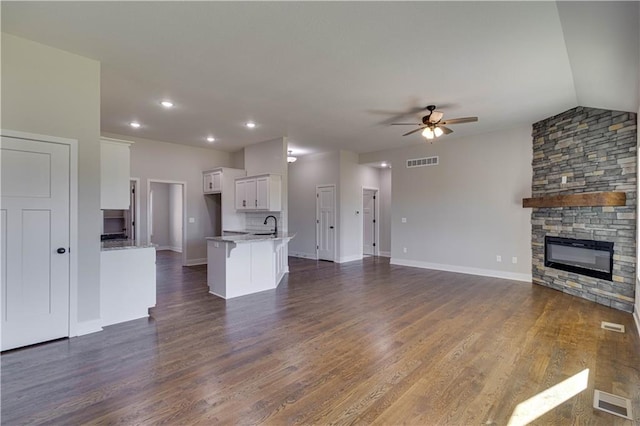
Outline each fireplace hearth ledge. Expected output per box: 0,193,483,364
522,191,626,208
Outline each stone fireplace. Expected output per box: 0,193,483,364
530,106,637,312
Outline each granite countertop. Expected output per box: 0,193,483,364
207,231,295,244
101,240,157,251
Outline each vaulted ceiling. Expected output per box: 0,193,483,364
2,2,638,155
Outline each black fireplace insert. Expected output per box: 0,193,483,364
544,236,614,281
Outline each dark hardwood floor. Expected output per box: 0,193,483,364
2,251,639,425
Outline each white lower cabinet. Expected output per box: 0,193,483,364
100,247,156,326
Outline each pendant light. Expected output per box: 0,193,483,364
287,150,297,163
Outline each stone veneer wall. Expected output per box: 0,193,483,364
531,106,637,312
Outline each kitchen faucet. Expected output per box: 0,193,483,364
264,215,278,236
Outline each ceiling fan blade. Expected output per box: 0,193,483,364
377,105,434,125
439,126,454,135
440,117,478,125
402,126,427,137
429,111,444,123
391,122,421,126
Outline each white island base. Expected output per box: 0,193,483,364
207,235,292,299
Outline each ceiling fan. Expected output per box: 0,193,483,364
392,105,478,140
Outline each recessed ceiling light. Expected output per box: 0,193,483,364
245,121,256,129
130,121,141,128
381,162,388,168
160,100,174,108
207,136,215,142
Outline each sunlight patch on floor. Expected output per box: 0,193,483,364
507,369,589,426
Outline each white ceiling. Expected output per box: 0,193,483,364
2,2,638,156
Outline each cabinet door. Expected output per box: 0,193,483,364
256,177,269,210
235,180,246,210
101,140,131,209
211,171,222,192
246,179,257,209
203,173,214,193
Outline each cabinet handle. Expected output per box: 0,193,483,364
243,200,246,207
255,200,258,207
209,182,212,189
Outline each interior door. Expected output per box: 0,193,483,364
1,136,70,351
316,185,336,261
363,189,376,255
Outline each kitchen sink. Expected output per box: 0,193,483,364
252,232,276,236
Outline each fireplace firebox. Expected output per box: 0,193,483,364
544,236,614,281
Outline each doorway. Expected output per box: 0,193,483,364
362,188,379,256
1,130,78,351
316,185,336,261
147,180,187,266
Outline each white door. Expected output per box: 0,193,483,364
363,189,376,255
1,136,70,351
316,185,336,261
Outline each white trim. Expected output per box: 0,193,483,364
289,251,318,260
634,310,640,339
185,258,207,266
169,246,183,253
337,254,363,263
390,258,532,282
130,178,141,243
379,251,391,258
147,179,188,266
75,319,103,336
155,245,172,251
1,129,81,339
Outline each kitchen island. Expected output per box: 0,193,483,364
206,232,294,299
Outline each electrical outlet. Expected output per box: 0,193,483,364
401,217,407,223
496,255,502,262
188,217,195,224
512,256,518,264
403,247,408,253
561,175,567,184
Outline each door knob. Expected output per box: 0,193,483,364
57,248,66,254
329,226,334,229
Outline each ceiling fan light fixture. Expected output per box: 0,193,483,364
434,126,444,137
422,127,434,139
287,150,297,163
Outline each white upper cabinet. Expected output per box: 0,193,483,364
235,174,281,211
203,169,222,194
101,137,133,210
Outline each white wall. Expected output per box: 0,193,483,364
150,182,171,248
339,151,380,262
379,167,392,255
288,151,340,258
1,33,102,325
244,137,288,231
104,132,232,264
360,125,532,280
169,184,183,252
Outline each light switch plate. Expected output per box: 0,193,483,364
188,217,195,223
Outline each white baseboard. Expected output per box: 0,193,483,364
289,251,318,260
390,258,532,283
185,257,207,266
169,246,182,253
379,251,391,258
155,245,172,251
75,318,103,336
337,254,363,263
634,310,640,339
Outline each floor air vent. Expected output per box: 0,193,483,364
593,390,632,419
406,156,438,168
601,321,625,333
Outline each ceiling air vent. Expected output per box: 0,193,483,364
406,156,439,168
